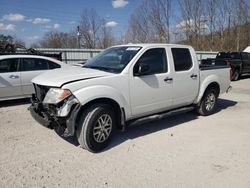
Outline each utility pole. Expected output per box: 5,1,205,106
77,26,81,49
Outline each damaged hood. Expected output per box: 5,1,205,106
32,66,114,87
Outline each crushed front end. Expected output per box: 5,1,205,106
29,84,81,137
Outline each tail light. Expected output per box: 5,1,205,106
226,60,233,81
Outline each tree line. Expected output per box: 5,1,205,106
177,0,250,51
125,0,250,51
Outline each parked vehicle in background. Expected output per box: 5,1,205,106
201,51,250,81
244,46,250,53
29,44,231,152
0,55,66,101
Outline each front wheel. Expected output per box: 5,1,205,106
76,104,116,152
197,88,218,116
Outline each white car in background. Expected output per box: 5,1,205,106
0,55,66,101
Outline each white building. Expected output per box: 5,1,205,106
243,46,250,53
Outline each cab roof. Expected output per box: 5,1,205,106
113,43,192,48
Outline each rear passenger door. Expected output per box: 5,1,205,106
20,58,49,95
171,48,199,107
0,58,22,99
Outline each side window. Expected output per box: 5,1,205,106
242,53,250,60
0,58,19,73
172,48,192,71
230,52,241,60
134,48,167,75
21,58,49,71
48,60,61,69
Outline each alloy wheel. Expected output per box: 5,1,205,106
93,114,112,143
205,93,216,111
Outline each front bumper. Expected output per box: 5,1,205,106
28,94,81,137
29,104,52,128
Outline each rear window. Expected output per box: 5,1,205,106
21,58,49,71
171,48,192,71
48,60,61,69
230,52,241,59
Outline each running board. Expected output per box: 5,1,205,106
128,106,194,126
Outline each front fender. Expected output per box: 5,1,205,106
195,74,220,104
71,85,131,118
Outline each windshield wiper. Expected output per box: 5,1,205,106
84,65,115,72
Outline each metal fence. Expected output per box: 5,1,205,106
29,48,218,64
196,51,218,61
33,48,102,64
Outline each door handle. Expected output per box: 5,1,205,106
190,74,198,79
9,75,19,79
164,77,173,82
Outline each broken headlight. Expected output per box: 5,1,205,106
43,88,72,104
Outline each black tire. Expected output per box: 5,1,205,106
197,88,218,116
76,104,116,152
232,69,240,81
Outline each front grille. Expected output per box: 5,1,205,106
33,84,51,102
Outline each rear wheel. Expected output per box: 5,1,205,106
76,104,116,152
232,69,240,81
197,88,218,116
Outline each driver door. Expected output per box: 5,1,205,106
129,48,173,117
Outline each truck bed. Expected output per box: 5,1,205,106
200,65,231,95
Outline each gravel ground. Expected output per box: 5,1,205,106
0,77,250,188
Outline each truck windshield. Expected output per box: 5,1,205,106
83,46,142,73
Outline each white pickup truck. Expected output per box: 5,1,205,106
29,44,231,152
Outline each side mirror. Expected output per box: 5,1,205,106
135,64,150,76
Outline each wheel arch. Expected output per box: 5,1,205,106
196,80,220,104
205,82,220,96
75,97,124,130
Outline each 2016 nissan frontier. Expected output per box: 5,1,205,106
29,44,231,152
